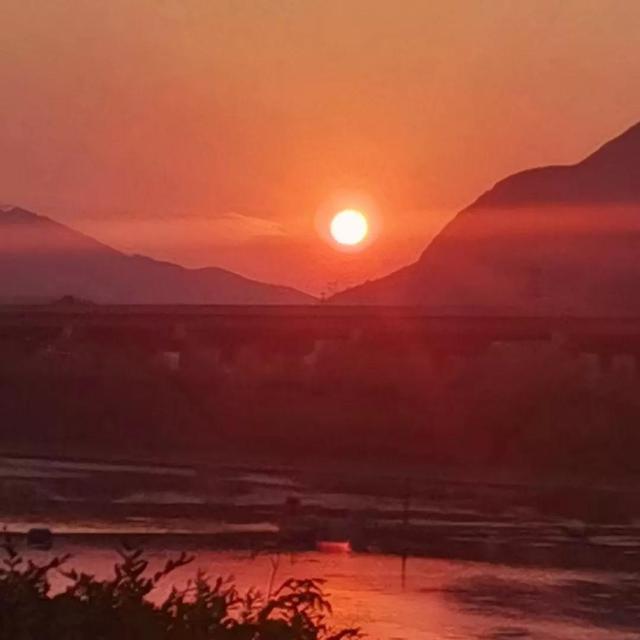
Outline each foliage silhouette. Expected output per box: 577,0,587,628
0,539,361,640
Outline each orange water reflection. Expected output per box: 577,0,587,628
30,546,640,640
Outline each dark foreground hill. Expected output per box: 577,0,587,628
333,121,640,315
0,206,314,304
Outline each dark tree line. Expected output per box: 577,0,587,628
2,339,640,477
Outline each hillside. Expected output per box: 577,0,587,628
0,207,315,305
332,121,640,315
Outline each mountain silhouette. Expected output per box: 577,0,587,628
0,207,314,304
332,121,640,314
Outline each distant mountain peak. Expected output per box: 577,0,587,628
0,205,45,222
582,120,640,166
460,119,640,211
0,206,315,305
332,119,640,314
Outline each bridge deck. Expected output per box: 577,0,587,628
1,305,640,350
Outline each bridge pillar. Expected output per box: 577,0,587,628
62,323,74,339
157,322,189,371
577,352,637,385
159,350,181,371
303,339,327,367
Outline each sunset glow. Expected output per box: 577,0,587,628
3,2,640,636
330,210,369,246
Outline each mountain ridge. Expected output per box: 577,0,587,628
332,120,640,314
0,207,316,305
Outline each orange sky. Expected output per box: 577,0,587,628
2,0,640,294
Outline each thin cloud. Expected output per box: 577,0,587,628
215,212,286,241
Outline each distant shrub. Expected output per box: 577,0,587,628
0,540,361,640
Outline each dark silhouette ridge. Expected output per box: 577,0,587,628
332,120,640,314
472,120,640,208
0,206,315,305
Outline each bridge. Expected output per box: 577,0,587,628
1,305,640,359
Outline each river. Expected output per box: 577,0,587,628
25,543,640,639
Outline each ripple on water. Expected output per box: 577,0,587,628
18,546,640,640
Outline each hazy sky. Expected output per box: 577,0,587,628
2,0,640,294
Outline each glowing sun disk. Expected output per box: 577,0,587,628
330,209,368,246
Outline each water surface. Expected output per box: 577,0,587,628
28,544,640,640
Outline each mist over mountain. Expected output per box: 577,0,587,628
332,121,640,314
0,207,315,305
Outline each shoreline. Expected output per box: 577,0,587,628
6,522,640,575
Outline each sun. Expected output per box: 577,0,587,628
330,209,368,246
